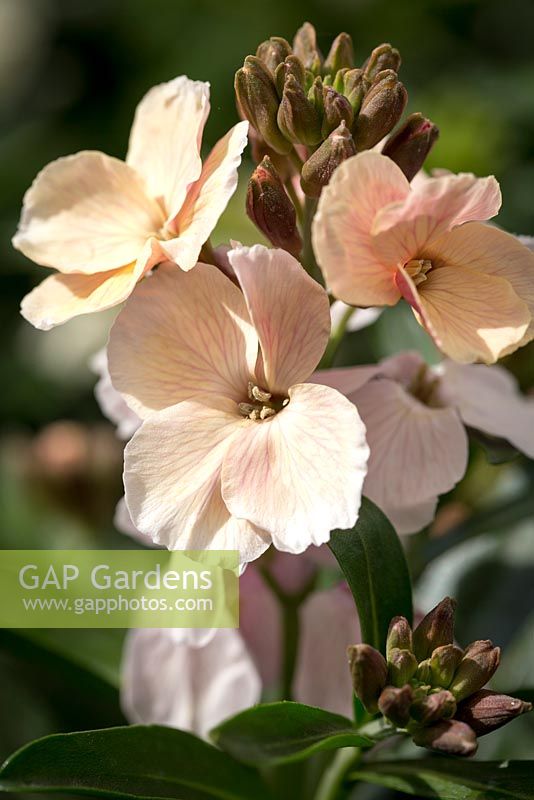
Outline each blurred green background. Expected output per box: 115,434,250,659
1,0,534,789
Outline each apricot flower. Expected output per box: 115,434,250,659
313,152,534,363
14,77,248,329
109,244,369,563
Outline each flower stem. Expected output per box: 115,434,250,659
313,747,361,800
301,196,323,284
285,177,304,225
319,304,354,369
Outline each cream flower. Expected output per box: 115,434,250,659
320,352,534,533
14,76,248,329
108,244,369,563
313,152,534,363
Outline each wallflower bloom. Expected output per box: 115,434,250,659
320,352,534,532
313,152,534,363
14,77,248,329
109,244,369,563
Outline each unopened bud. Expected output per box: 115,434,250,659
430,644,464,689
382,113,439,181
235,56,291,154
343,69,368,113
274,55,306,96
386,616,413,660
324,32,354,74
353,70,408,151
413,597,457,662
246,157,302,257
412,719,478,757
449,640,501,702
378,684,413,728
347,643,387,714
455,690,532,736
256,37,292,75
388,648,418,688
321,86,354,138
300,121,356,197
411,690,456,725
364,43,401,80
293,22,323,74
277,74,322,146
416,658,432,685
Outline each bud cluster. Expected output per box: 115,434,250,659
347,598,531,757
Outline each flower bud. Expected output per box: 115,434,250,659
413,597,456,662
321,86,354,138
300,121,356,197
430,644,464,689
293,21,323,74
246,157,302,257
386,616,413,660
412,719,478,757
455,690,532,736
364,43,401,80
324,32,354,74
388,648,418,688
353,70,408,151
449,640,501,702
347,643,388,714
382,112,439,181
343,69,368,113
378,684,413,728
235,56,292,154
416,658,433,685
274,55,306,97
256,37,292,75
410,690,456,725
277,74,322,146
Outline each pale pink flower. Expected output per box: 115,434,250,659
320,352,534,533
91,348,141,440
313,152,534,363
14,76,248,329
108,244,369,563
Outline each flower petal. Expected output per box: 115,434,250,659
351,378,468,534
311,365,380,396
330,301,383,332
124,396,270,562
228,244,331,394
239,566,282,688
91,348,141,440
162,121,249,271
13,152,164,273
313,152,409,305
109,262,258,417
126,76,210,224
221,383,369,552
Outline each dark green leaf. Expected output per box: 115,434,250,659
0,725,271,800
210,701,373,766
329,497,413,653
351,758,534,799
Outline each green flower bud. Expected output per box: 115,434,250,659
353,69,408,151
324,32,354,74
277,74,322,146
412,719,478,757
308,75,324,114
430,644,464,688
449,640,501,702
332,68,348,94
321,86,354,138
416,658,432,684
347,643,388,714
342,68,368,113
455,690,533,737
274,55,306,97
293,21,323,74
300,121,356,197
413,597,457,662
387,648,418,688
410,690,456,725
386,616,413,660
378,684,413,728
382,112,439,181
235,56,292,155
364,43,401,80
256,36,292,75
246,157,302,257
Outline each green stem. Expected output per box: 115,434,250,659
319,304,354,369
314,747,361,800
289,147,305,171
285,177,304,225
301,196,323,284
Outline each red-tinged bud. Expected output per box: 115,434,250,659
324,32,354,74
430,644,464,689
274,55,306,97
353,69,408,151
293,21,323,74
347,643,388,714
256,36,292,75
300,121,356,197
449,640,501,702
387,648,418,687
343,69,368,113
321,86,354,138
364,43,401,80
235,57,292,155
412,719,478,757
382,112,439,181
386,616,413,660
455,690,533,736
246,157,302,257
278,74,322,146
410,690,456,725
413,597,457,662
378,684,413,728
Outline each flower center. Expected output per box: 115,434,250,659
408,364,441,407
405,258,433,286
238,382,289,421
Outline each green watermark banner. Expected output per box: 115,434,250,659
0,550,239,629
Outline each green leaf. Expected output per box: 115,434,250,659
210,701,374,766
329,497,413,653
351,758,534,799
0,725,271,800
